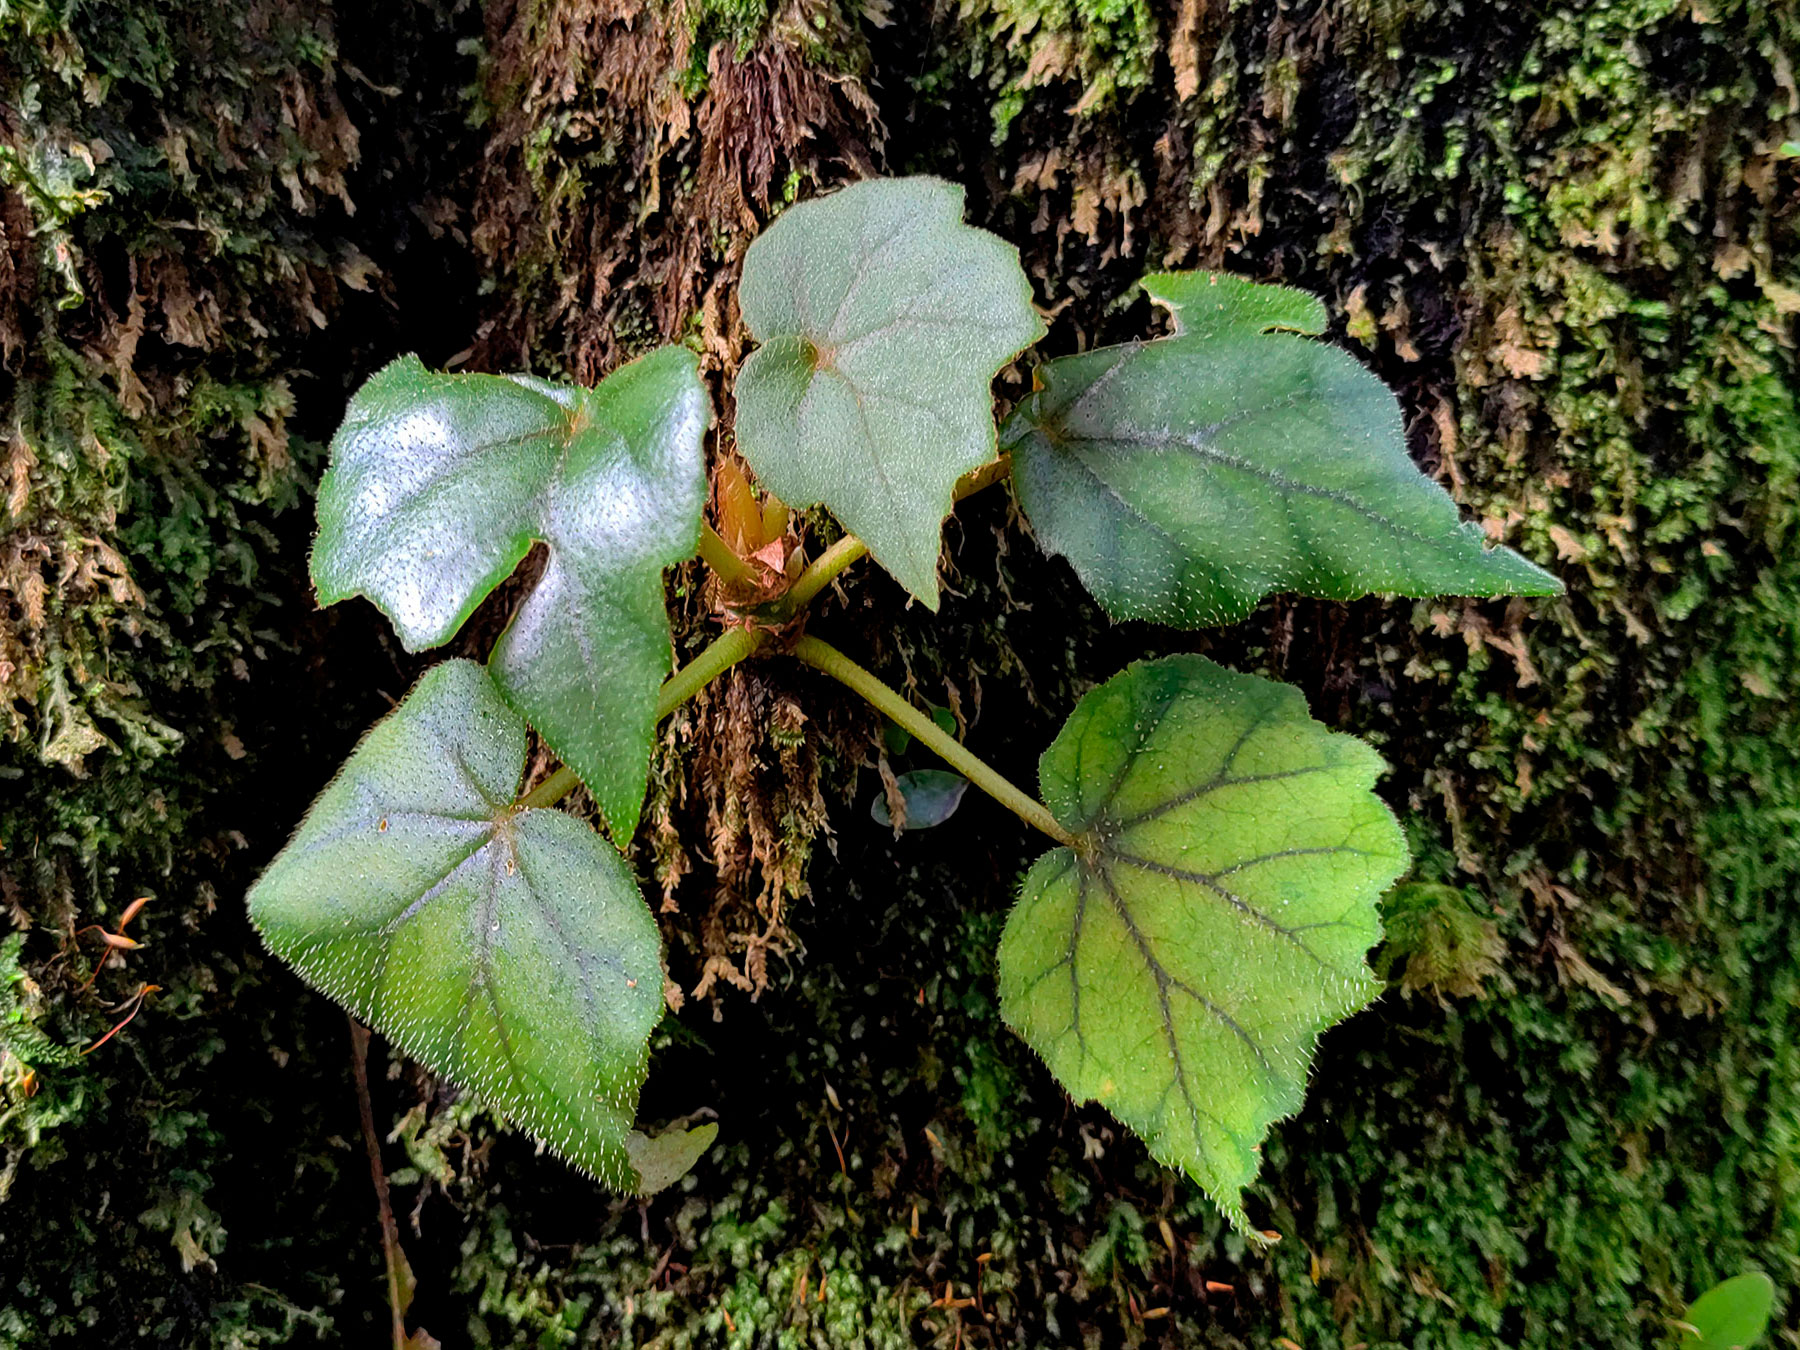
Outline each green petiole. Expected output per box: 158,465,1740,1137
790,634,1075,849
777,534,867,614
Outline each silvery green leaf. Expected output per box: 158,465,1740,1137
1006,271,1559,626
735,177,1044,605
248,660,664,1189
311,347,708,838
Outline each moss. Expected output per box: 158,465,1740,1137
678,0,774,98
1376,880,1509,1002
911,0,1159,143
0,0,361,1192
1,0,482,1342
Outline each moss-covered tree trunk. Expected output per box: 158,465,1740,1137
3,1,1796,1346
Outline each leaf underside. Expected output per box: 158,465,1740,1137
871,768,970,831
734,176,1045,606
248,660,664,1190
997,654,1407,1232
1006,271,1560,627
310,347,709,838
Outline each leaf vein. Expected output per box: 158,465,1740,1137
1093,867,1251,1155
1061,421,1458,557
1106,850,1347,969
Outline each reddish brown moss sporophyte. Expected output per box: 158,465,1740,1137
248,174,1559,1235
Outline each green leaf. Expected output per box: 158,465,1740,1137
871,768,970,831
626,1121,719,1196
248,660,664,1189
882,719,911,757
1005,271,1560,626
311,346,709,838
996,654,1407,1232
735,176,1045,606
1681,1273,1776,1349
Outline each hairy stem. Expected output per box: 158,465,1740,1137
781,533,867,613
790,633,1075,848
953,453,1013,503
656,626,765,717
517,627,767,811
698,522,759,588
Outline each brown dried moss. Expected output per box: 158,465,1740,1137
470,0,880,378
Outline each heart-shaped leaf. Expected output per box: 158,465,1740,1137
248,659,664,1189
997,654,1407,1231
1005,271,1560,626
311,346,709,838
734,176,1045,606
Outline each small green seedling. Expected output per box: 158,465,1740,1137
248,176,1559,1227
